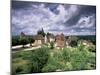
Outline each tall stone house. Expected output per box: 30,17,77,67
33,34,45,45
55,33,66,49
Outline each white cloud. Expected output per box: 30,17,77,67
12,3,95,35
76,14,95,28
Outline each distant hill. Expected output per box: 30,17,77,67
77,35,96,41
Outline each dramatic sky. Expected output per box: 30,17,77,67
11,1,96,36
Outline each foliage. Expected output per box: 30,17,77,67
50,42,54,49
12,60,33,74
47,32,51,36
42,45,96,72
12,35,34,46
68,36,78,47
28,37,35,46
31,47,49,72
63,62,73,71
12,47,50,74
88,44,96,52
12,36,21,46
42,48,72,72
77,43,85,51
42,55,64,72
70,47,96,70
19,37,28,47
62,48,71,62
12,40,96,74
70,50,88,70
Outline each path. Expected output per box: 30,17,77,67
12,45,41,53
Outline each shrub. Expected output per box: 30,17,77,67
19,37,28,48
63,62,73,71
70,49,96,70
12,51,33,60
68,36,78,47
12,47,50,73
70,51,88,70
42,56,64,72
42,48,72,72
77,43,85,51
28,37,35,46
31,47,49,72
12,44,96,73
87,52,96,69
12,36,21,46
62,48,71,62
12,60,33,74
50,42,54,49
88,45,96,52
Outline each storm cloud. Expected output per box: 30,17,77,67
11,1,96,35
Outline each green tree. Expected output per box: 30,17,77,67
50,42,54,49
68,36,78,47
19,37,28,48
31,48,49,72
28,37,35,46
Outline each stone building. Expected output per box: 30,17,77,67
55,33,66,49
33,34,45,45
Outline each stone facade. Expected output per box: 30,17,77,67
55,33,66,48
34,34,44,45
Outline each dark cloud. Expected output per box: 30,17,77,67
80,5,96,16
12,1,31,9
11,1,96,36
64,14,81,26
64,5,96,26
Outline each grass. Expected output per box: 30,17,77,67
12,43,96,74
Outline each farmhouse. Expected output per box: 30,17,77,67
33,31,69,49
34,34,45,45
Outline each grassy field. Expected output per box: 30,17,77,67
12,42,96,75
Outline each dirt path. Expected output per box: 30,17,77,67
12,45,41,53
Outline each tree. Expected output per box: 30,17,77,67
50,42,54,49
19,37,28,48
19,32,28,48
28,37,35,46
68,36,78,47
47,32,51,36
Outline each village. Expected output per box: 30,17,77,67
11,1,96,74
12,28,94,53
12,29,96,74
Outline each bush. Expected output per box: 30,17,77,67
12,36,21,46
31,48,49,72
12,47,50,74
70,49,96,70
19,37,29,48
77,43,85,51
70,51,87,70
62,48,71,62
28,37,35,46
50,42,54,49
12,60,33,74
88,45,96,52
12,44,96,73
42,56,64,72
42,48,72,72
12,51,33,60
63,62,73,71
68,36,78,47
